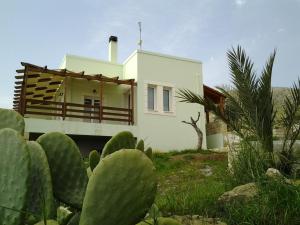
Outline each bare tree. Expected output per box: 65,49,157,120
182,112,203,150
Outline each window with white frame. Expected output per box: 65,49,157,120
145,82,175,115
147,85,156,111
163,88,171,112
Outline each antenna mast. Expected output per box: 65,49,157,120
138,21,142,49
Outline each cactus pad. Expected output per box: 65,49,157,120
80,149,157,225
0,128,30,225
145,147,153,159
0,108,25,134
101,131,136,158
89,150,100,171
67,213,80,225
27,141,56,222
136,139,145,151
37,132,88,209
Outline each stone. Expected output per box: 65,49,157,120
200,165,213,177
171,215,226,225
265,168,291,184
218,182,258,204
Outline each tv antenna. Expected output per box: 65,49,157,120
138,21,142,49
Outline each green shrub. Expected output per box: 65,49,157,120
221,178,300,225
228,142,271,186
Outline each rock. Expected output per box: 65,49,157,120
265,168,291,184
200,165,213,177
171,215,226,225
218,182,258,204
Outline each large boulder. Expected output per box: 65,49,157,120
265,168,291,184
218,182,258,204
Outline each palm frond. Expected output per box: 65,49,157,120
255,50,277,151
281,79,300,155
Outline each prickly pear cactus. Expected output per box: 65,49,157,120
34,220,59,225
37,132,88,209
0,128,30,225
137,218,182,225
27,141,56,222
67,213,80,225
0,108,25,134
101,131,136,158
80,149,157,225
145,147,153,159
89,150,100,171
136,139,145,151
57,206,74,225
86,167,92,178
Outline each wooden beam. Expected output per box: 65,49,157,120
99,80,103,122
130,80,134,125
20,66,29,115
63,78,67,120
38,77,52,82
20,63,137,86
35,86,47,91
43,96,53,100
46,89,57,93
49,81,61,85
33,94,44,98
27,84,37,88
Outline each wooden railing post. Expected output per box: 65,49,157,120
63,77,67,120
130,80,134,125
99,80,103,123
20,66,28,116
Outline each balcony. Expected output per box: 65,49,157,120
23,98,133,124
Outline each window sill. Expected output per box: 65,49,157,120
144,110,176,117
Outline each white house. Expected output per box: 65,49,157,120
13,36,209,154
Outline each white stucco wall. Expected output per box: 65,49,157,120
129,50,206,151
63,54,123,78
25,118,137,137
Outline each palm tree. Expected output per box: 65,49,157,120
177,46,300,175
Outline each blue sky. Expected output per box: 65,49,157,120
1,0,300,108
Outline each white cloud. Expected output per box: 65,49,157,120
235,0,247,6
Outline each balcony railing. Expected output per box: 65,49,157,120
23,99,133,124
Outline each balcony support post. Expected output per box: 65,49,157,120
63,77,67,120
99,80,103,122
130,80,134,125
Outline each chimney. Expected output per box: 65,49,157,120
108,36,118,63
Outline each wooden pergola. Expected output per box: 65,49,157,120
203,85,226,123
14,62,136,125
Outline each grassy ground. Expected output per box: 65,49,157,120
153,150,229,217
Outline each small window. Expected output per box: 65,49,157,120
148,86,155,110
163,89,170,111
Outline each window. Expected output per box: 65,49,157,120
163,88,170,111
145,82,175,115
147,86,155,110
